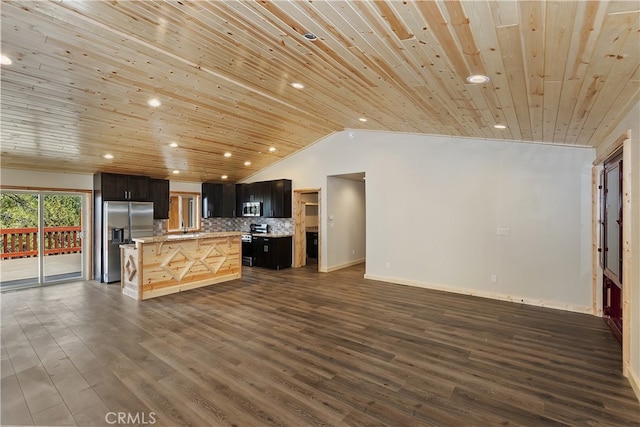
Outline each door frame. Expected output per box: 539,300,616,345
293,188,321,269
592,130,632,377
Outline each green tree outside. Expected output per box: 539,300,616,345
0,193,81,229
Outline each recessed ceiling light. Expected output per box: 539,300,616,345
1,55,12,65
169,142,178,147
221,175,228,180
103,154,114,159
303,32,318,41
172,170,180,174
147,98,161,107
244,161,251,166
291,82,305,89
224,152,232,158
268,147,276,152
494,124,507,129
466,74,490,84
359,117,367,122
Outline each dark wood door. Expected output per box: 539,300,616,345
601,153,623,343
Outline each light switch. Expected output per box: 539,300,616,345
497,227,510,236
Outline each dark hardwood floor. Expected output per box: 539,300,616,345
2,264,639,426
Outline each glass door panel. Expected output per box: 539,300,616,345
43,194,83,283
0,192,40,290
604,164,621,280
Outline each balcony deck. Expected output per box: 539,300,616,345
0,254,83,289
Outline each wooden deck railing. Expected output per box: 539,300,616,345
0,226,82,259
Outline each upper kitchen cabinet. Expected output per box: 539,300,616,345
235,183,246,217
149,178,169,219
202,182,236,218
268,179,292,218
236,179,292,218
94,173,150,201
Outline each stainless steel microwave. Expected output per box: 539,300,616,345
242,201,262,217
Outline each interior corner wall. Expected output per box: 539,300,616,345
246,130,595,314
596,101,640,400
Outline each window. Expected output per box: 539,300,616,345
168,192,201,233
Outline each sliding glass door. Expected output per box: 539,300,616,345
0,190,85,290
43,193,83,283
0,192,39,289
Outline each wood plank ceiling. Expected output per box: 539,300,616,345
1,1,639,183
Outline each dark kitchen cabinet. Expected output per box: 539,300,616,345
235,183,246,217
149,178,169,219
202,182,236,218
256,181,271,218
268,179,292,218
243,181,267,203
95,173,150,201
239,181,270,216
235,178,292,218
252,235,292,270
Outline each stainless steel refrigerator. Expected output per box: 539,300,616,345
102,201,154,283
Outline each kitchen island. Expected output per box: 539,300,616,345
120,231,242,300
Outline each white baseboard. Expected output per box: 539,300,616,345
628,367,640,403
363,274,592,314
325,258,365,273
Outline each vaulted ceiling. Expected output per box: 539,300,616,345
1,1,638,183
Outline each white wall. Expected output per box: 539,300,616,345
247,131,595,313
1,169,93,189
170,181,201,193
326,176,366,270
596,101,640,400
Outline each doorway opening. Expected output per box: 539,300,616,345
0,190,88,290
293,189,320,270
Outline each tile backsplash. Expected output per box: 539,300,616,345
202,217,294,234
153,218,293,235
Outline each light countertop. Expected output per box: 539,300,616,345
132,231,243,244
250,233,294,238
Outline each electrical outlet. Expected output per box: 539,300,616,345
352,249,355,255
386,262,391,269
491,275,497,283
